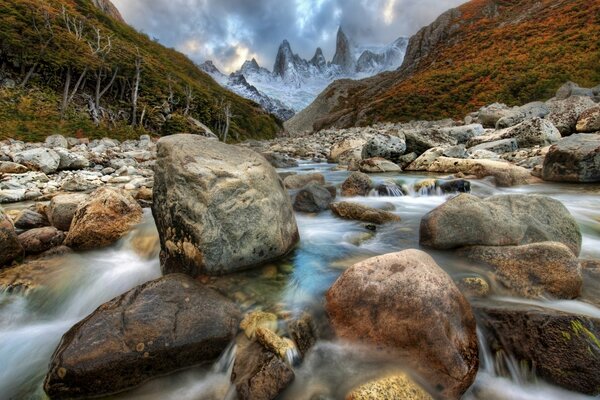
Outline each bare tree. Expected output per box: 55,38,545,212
87,26,118,124
131,47,142,126
222,101,232,143
21,7,54,88
60,7,88,119
183,84,193,116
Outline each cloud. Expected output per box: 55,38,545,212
112,0,465,73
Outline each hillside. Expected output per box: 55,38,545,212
0,0,281,142
286,0,600,133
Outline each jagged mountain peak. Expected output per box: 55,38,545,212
332,26,356,73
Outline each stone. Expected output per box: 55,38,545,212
45,134,69,149
12,148,61,174
427,157,532,187
437,179,471,194
358,157,401,173
361,134,407,162
0,189,27,204
64,188,142,250
293,182,334,213
46,193,89,231
326,250,479,399
13,209,49,230
346,374,432,400
406,147,444,171
261,152,298,168
555,81,600,101
231,338,295,400
476,103,511,128
542,134,600,183
283,173,326,189
288,313,317,358
152,134,299,276
576,106,600,133
55,148,90,170
505,117,561,148
457,277,490,298
60,176,98,192
495,101,550,129
0,161,29,174
18,226,65,255
420,194,582,256
469,138,518,154
43,274,241,399
547,96,597,135
330,202,401,224
458,242,582,299
240,311,278,339
341,172,372,197
255,327,295,360
330,138,367,164
476,301,600,395
0,207,23,266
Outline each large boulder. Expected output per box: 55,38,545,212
476,301,600,395
330,138,367,164
475,103,511,128
546,96,597,135
12,148,61,174
361,134,407,162
283,172,325,189
467,118,561,148
326,250,479,399
46,193,89,231
55,148,90,170
152,134,299,276
43,274,241,399
330,202,401,224
0,207,22,266
427,157,532,187
45,134,69,149
495,101,549,129
458,242,582,299
469,138,518,154
341,172,372,197
420,194,582,256
555,81,600,101
358,157,401,173
542,134,600,183
64,188,142,250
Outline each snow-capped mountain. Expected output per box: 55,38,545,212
201,27,408,116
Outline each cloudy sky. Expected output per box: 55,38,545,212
112,0,465,73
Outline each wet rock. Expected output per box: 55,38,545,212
361,134,407,162
427,157,532,187
44,274,241,399
47,193,89,231
547,96,597,135
152,134,299,276
293,182,334,213
0,161,29,174
346,373,432,400
475,301,600,395
420,194,582,256
438,179,471,194
12,148,61,174
261,152,299,168
495,102,549,129
341,172,373,197
14,209,49,230
64,188,142,250
397,152,418,169
326,250,479,399
358,157,401,173
231,338,295,400
0,207,23,266
542,133,600,183
240,311,278,339
18,227,65,255
456,277,490,298
576,106,600,133
288,312,317,358
255,327,296,360
330,202,401,224
458,242,582,299
284,173,326,189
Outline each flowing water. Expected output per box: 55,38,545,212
1,162,600,399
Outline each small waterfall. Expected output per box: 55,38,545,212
212,341,237,374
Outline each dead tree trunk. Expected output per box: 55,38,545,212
183,84,193,116
131,48,142,126
61,66,88,119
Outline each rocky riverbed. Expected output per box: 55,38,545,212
1,82,600,400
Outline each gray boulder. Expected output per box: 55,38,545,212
152,134,299,276
55,148,90,170
469,138,518,154
12,148,61,174
495,101,550,129
555,81,600,100
542,134,600,183
361,134,407,162
475,103,511,128
44,274,241,399
420,194,582,256
44,134,69,149
576,106,600,133
546,96,597,135
293,182,334,213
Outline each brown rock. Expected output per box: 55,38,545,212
346,373,432,400
64,188,142,250
0,207,23,266
283,173,326,189
18,227,65,255
330,202,401,224
428,157,533,187
46,193,89,231
326,250,479,399
576,106,600,133
341,172,373,196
